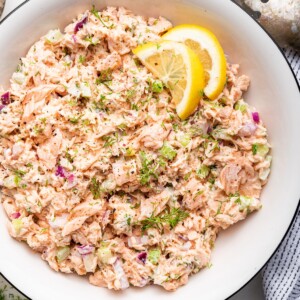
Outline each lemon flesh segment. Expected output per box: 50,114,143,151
163,24,227,100
133,41,204,120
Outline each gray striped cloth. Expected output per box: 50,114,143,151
262,48,300,300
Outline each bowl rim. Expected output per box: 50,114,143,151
0,0,299,299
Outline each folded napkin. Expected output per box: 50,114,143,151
262,48,300,299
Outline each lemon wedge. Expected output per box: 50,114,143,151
133,40,204,120
163,24,227,100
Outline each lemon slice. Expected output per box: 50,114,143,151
133,40,204,119
163,24,227,100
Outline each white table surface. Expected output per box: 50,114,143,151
0,1,265,299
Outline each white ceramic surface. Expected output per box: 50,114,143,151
0,1,299,299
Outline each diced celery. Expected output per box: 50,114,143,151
80,82,92,98
148,248,161,265
125,147,135,157
56,246,70,263
152,80,163,93
12,219,23,235
45,29,63,44
234,100,247,113
12,72,26,85
160,142,177,160
235,196,253,211
252,143,269,156
97,245,113,264
3,176,17,189
179,134,191,147
83,254,96,272
196,165,210,179
68,84,81,97
101,178,116,192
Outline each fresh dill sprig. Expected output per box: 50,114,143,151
89,177,101,199
102,133,118,147
139,151,158,185
91,6,114,29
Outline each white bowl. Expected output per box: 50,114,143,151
0,0,299,299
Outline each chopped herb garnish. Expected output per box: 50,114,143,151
89,177,101,199
84,35,99,45
140,207,189,231
79,55,86,64
215,202,222,215
172,123,179,132
183,172,192,181
131,103,139,111
69,116,81,124
33,125,44,135
252,144,258,155
91,5,114,29
102,133,118,147
96,69,112,84
40,118,47,125
126,216,132,226
65,150,74,163
139,151,158,185
13,169,26,187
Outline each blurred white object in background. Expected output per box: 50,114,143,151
235,0,300,49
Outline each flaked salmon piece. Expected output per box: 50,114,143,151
219,162,243,195
22,84,56,105
112,159,137,186
37,129,63,170
96,52,122,72
137,123,171,149
62,199,104,236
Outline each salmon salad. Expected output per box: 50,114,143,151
0,7,271,291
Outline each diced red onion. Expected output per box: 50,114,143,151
71,34,77,43
252,112,260,124
178,234,189,241
182,241,192,251
11,212,21,219
113,259,129,290
137,252,147,264
1,92,10,105
74,15,88,34
66,174,77,189
77,245,94,255
55,166,67,178
67,174,74,183
0,105,5,112
238,123,257,137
